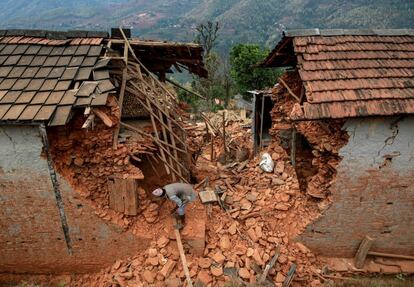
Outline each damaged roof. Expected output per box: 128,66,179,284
0,29,114,126
0,29,207,125
263,29,414,120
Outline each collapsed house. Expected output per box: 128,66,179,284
261,29,414,260
0,29,207,275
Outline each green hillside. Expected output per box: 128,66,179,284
0,0,413,52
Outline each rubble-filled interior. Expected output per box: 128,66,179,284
271,72,349,201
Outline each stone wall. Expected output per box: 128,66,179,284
299,116,414,257
0,125,150,274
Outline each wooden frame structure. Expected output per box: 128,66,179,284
109,29,192,183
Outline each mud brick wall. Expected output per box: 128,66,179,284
299,116,414,257
0,125,150,274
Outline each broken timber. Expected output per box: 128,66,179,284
109,27,191,182
173,219,193,287
39,124,73,255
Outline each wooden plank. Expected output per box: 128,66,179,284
127,81,186,135
109,179,124,213
369,251,414,261
93,108,113,127
259,246,280,283
109,178,138,215
123,179,138,216
173,219,193,287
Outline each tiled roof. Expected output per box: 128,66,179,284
0,31,114,126
263,29,414,120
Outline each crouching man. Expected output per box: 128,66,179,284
152,182,196,230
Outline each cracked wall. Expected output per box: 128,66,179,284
299,116,414,257
0,125,150,275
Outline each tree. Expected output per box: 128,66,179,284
195,21,220,56
190,21,234,111
230,44,282,96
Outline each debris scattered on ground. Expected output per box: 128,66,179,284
70,117,327,287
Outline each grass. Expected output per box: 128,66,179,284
331,276,414,287
220,275,414,287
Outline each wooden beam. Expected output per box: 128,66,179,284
165,78,206,100
118,28,179,104
120,122,186,153
39,124,73,255
82,114,95,129
145,91,171,176
259,246,280,283
291,129,297,168
93,109,113,127
279,78,301,102
113,65,127,149
173,222,193,287
157,154,188,183
125,85,187,147
259,94,265,150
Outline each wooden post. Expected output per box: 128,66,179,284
145,95,171,176
259,246,280,283
291,129,297,168
211,136,215,162
259,94,265,150
222,112,226,154
39,124,73,255
282,264,296,287
174,225,193,287
113,65,127,149
354,236,374,269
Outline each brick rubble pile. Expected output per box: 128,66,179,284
71,122,328,287
47,96,157,229
271,72,349,200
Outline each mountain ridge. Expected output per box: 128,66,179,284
0,0,413,52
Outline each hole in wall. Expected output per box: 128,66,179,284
290,133,318,193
